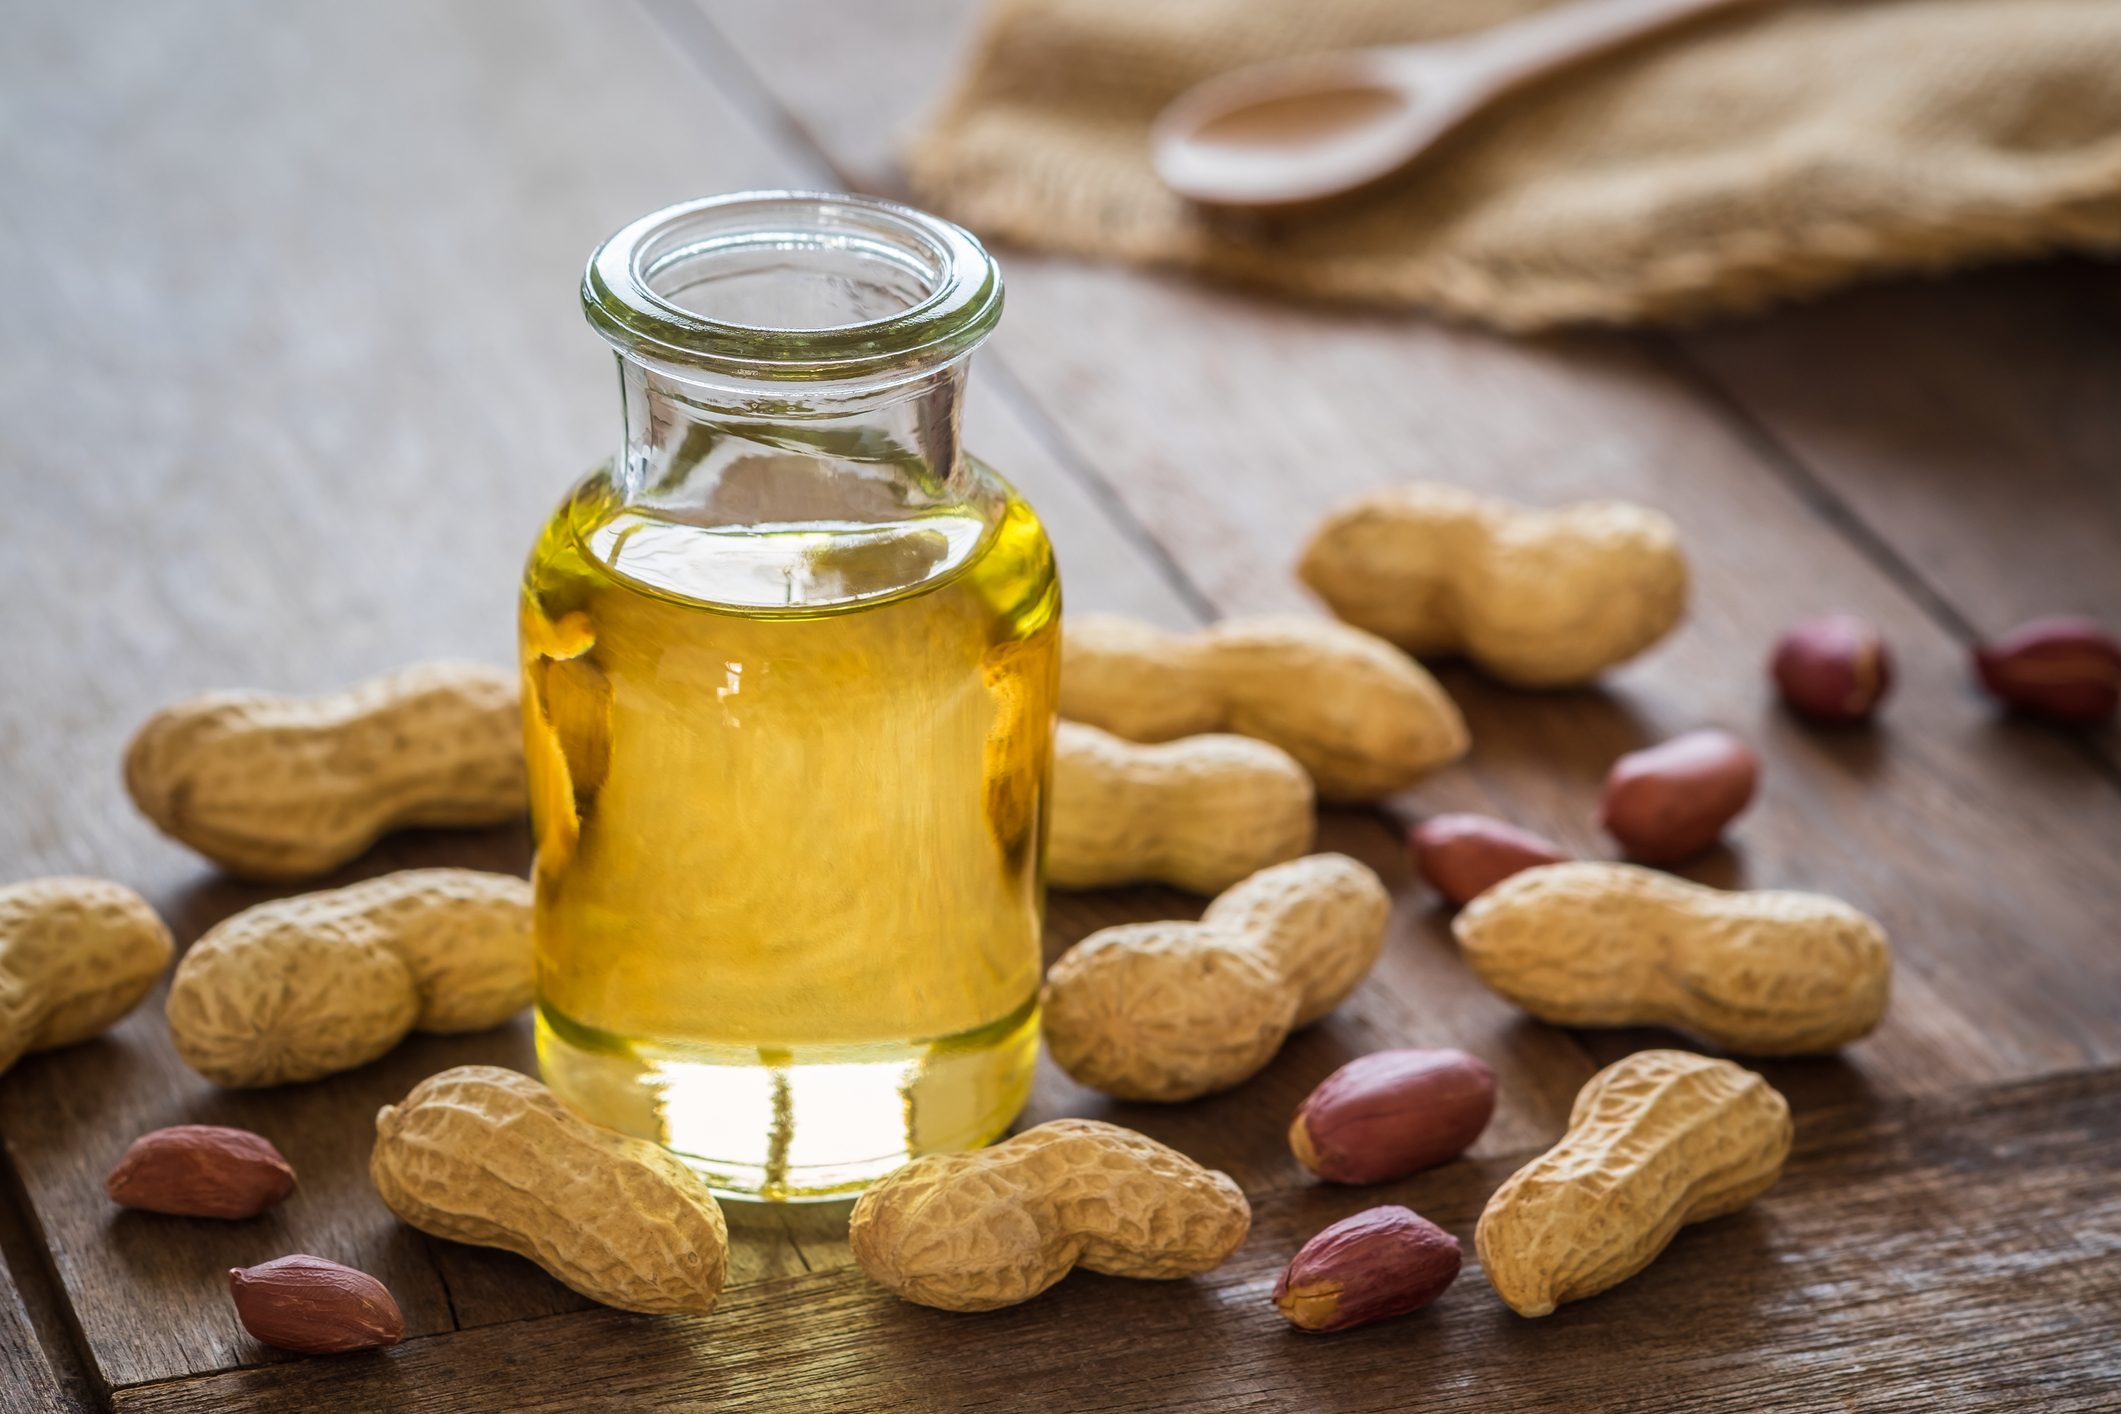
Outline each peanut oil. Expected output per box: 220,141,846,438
522,459,1057,1199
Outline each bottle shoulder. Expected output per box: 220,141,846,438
525,455,1057,624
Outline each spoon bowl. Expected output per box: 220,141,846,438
1152,0,1766,213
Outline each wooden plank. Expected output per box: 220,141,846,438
0,1246,66,1414
110,1068,2121,1412
690,0,2121,1098
1677,264,2121,639
0,0,1203,1388
1674,265,2121,768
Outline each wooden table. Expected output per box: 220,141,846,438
4,2,2117,1409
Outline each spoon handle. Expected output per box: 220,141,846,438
1411,0,1765,97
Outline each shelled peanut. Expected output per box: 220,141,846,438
371,1066,728,1315
1060,614,1467,801
1050,721,1314,893
1408,814,1568,906
1772,614,1892,723
1274,1206,1461,1333
1478,1050,1791,1316
1042,854,1390,1101
168,868,531,1087
0,877,171,1077
124,661,525,880
850,1118,1250,1312
1289,1049,1496,1185
1456,863,1890,1054
1973,615,2121,725
106,1125,296,1219
229,1255,405,1354
1599,729,1758,863
1298,483,1687,686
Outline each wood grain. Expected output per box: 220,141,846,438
1677,264,2121,639
1674,264,2121,768
0,1247,66,1414
111,1069,2121,1413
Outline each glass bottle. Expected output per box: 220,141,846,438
520,192,1059,1201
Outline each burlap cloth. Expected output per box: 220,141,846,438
908,0,2121,328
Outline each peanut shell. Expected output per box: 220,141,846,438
1042,854,1390,1101
1060,614,1467,802
168,869,531,1087
1455,862,1890,1055
0,877,172,1076
1298,483,1687,686
1050,721,1316,893
372,1067,728,1316
849,1118,1250,1312
125,660,525,880
1476,1050,1790,1316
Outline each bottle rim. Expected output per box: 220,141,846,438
581,191,1003,386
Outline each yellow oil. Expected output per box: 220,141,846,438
520,459,1059,1200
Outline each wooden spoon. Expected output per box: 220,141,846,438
1152,0,1768,213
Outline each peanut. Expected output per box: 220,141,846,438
1298,483,1688,687
1042,854,1390,1101
849,1118,1249,1312
1771,614,1891,724
1408,814,1568,906
1476,1049,1791,1316
1050,721,1314,893
1973,615,2120,725
125,661,525,880
371,1066,728,1316
228,1254,404,1354
1274,1206,1461,1332
106,1125,296,1219
1059,614,1467,802
1598,728,1759,863
1456,862,1890,1054
0,877,172,1077
168,869,531,1087
1288,1048,1496,1185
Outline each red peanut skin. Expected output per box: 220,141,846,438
1599,729,1758,864
1973,616,2121,726
229,1255,404,1354
106,1125,296,1220
1409,815,1568,907
1273,1206,1462,1332
1289,1048,1497,1185
1771,614,1892,724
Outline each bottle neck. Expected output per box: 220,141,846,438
614,355,972,529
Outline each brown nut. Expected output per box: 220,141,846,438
1771,614,1892,723
106,1125,296,1219
228,1254,404,1354
1973,616,2120,726
1409,814,1568,906
1273,1206,1461,1332
1599,729,1758,863
1289,1048,1497,1185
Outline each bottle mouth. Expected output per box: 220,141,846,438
583,191,1003,386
